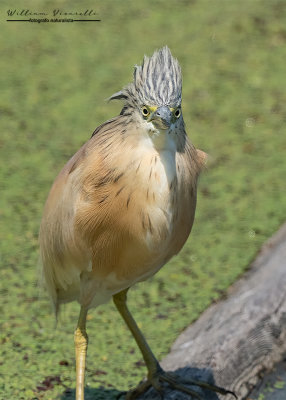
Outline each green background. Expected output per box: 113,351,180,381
0,0,286,399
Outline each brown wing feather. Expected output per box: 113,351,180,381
39,116,127,307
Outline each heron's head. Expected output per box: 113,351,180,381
109,46,183,133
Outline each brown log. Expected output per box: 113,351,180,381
138,223,286,400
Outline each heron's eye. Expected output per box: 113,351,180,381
141,106,150,117
174,108,181,118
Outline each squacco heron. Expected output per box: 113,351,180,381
39,47,234,400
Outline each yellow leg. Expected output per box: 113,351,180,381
113,289,161,379
113,289,236,400
74,306,88,400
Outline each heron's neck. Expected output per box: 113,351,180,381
144,122,177,153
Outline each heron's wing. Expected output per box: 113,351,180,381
39,115,127,306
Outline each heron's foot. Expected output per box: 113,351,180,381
124,368,237,400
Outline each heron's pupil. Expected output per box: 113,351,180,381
175,109,180,117
143,108,148,115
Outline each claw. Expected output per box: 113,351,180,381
176,375,237,398
159,373,203,400
125,369,236,400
